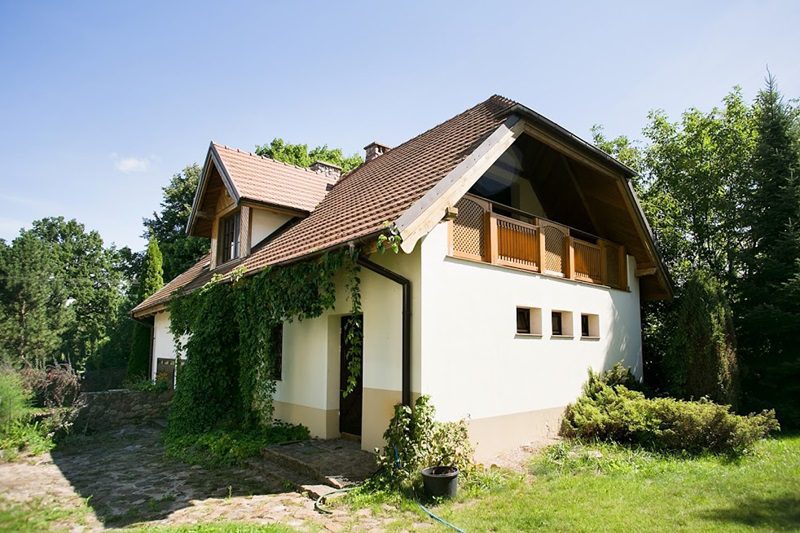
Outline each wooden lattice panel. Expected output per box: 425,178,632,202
542,224,567,275
452,197,487,259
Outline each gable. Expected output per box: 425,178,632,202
187,143,336,238
396,114,672,300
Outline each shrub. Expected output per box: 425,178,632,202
164,422,310,467
0,368,66,459
0,419,54,459
19,365,80,407
561,368,778,456
663,270,740,405
0,369,31,428
372,395,474,492
123,377,170,393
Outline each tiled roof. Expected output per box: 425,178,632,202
133,95,518,316
131,254,211,316
239,95,517,271
212,144,337,213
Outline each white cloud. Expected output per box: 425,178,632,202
114,155,151,174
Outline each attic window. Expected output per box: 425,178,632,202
218,211,240,263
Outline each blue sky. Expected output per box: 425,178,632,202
1,0,798,250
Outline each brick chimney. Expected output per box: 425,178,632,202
309,160,341,180
364,142,390,162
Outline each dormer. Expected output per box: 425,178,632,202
187,143,338,269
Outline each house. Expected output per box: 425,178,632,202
132,95,671,461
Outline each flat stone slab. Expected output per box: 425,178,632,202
264,439,378,488
0,425,427,531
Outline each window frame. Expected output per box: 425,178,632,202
551,310,574,338
580,313,600,339
218,210,241,264
515,306,542,337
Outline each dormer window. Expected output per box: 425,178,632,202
218,210,240,263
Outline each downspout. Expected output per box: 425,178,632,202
357,257,412,407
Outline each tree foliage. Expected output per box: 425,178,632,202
255,138,363,174
0,218,124,370
143,164,208,282
736,77,800,424
663,270,739,405
167,250,361,435
0,233,66,367
594,76,800,427
127,237,164,380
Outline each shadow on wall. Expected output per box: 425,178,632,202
600,288,640,377
698,495,800,531
50,424,312,527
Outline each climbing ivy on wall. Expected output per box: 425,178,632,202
167,249,362,435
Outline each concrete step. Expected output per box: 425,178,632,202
247,456,337,500
260,446,330,486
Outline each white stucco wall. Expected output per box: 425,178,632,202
251,208,292,245
273,247,422,450
418,222,642,424
150,310,179,380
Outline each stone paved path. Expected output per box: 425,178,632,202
0,424,426,531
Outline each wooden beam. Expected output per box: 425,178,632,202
635,266,657,277
561,155,602,233
487,212,499,264
522,123,621,180
397,117,525,253
566,236,576,280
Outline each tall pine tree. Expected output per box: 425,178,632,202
127,236,164,380
738,75,800,426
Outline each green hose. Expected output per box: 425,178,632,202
314,486,356,514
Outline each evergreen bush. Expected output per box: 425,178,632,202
0,368,30,428
127,236,164,380
664,270,739,405
561,367,778,456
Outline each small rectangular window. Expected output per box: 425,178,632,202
218,211,241,263
516,307,531,334
270,323,283,381
581,313,600,339
516,307,542,336
551,310,574,337
552,311,563,336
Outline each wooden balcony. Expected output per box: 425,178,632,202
447,194,628,290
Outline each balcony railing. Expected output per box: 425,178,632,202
448,194,628,290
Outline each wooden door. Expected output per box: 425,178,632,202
339,315,363,436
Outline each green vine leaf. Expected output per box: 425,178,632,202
167,248,364,433
377,222,402,254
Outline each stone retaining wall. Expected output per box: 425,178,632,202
74,389,173,432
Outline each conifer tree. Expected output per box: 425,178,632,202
738,75,800,425
127,237,164,380
663,270,739,405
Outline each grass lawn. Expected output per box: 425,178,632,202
3,435,798,532
419,434,800,532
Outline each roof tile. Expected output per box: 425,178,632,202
213,144,336,213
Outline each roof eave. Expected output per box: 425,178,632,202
505,103,638,178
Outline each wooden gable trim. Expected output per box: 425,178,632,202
186,142,242,236
393,114,673,300
396,116,525,252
